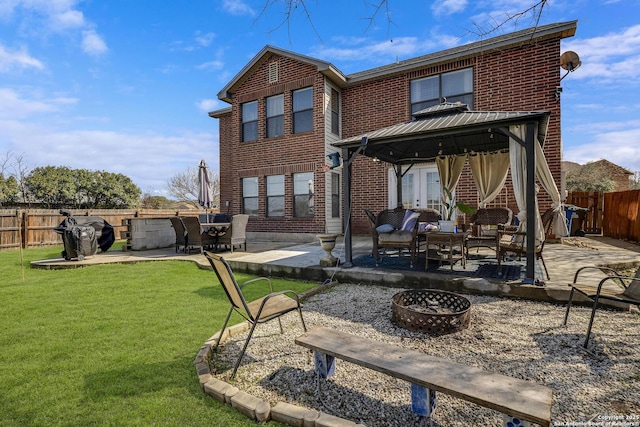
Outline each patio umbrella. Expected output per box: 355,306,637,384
198,160,213,219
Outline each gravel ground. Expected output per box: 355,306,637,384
209,284,640,427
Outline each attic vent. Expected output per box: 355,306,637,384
268,62,278,83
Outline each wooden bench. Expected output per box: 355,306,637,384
295,326,552,427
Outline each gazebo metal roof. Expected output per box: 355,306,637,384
333,103,552,283
334,103,550,164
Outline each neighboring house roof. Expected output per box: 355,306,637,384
590,159,633,176
334,103,550,164
211,20,577,110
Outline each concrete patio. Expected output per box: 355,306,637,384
32,234,640,306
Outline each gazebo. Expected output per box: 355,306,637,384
333,103,567,283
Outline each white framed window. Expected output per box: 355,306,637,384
331,172,340,218
241,101,258,142
242,177,259,216
266,94,284,138
410,68,473,113
293,87,313,134
293,172,314,217
266,175,285,217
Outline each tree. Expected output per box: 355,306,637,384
140,194,174,209
0,174,19,206
24,166,141,209
565,162,616,193
631,172,640,190
166,167,220,207
256,0,549,41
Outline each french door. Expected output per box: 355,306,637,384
388,165,442,212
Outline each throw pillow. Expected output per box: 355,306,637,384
401,210,420,232
376,223,394,233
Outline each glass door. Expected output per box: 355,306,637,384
388,165,441,212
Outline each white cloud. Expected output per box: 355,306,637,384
195,31,215,47
196,60,224,72
564,121,640,173
82,29,108,56
563,25,640,83
196,98,221,112
0,43,44,72
432,0,468,17
0,88,76,119
221,0,255,17
49,9,85,30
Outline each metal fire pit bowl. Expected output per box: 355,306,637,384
392,290,471,335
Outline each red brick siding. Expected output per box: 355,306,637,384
218,36,565,235
219,54,328,233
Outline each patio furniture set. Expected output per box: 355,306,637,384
170,214,248,254
366,206,555,278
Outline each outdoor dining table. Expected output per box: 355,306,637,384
201,222,230,251
421,230,469,270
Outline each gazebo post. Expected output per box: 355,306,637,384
524,122,537,283
342,146,353,267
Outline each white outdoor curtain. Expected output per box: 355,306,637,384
508,124,544,245
535,141,569,237
436,154,467,218
468,151,510,208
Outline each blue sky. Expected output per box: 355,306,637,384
1,0,639,195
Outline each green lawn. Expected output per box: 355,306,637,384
0,243,317,426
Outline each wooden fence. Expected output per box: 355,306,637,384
603,190,640,242
567,190,640,242
0,209,216,250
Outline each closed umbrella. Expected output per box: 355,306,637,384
198,160,213,221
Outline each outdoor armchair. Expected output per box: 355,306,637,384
180,216,217,254
563,266,640,349
217,214,249,253
368,208,420,267
169,216,188,253
466,207,513,255
204,252,307,378
496,207,555,280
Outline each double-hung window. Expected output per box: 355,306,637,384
242,177,259,216
266,175,285,217
241,101,258,142
266,94,284,138
410,68,473,114
293,172,314,217
293,87,313,134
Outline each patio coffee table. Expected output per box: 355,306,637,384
422,231,468,270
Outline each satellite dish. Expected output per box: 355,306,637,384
560,51,581,72
560,51,581,82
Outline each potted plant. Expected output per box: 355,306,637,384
440,187,477,232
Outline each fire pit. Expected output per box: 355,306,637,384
392,290,471,335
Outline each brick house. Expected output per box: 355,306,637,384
209,20,577,240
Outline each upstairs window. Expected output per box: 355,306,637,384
293,172,314,217
242,177,259,216
293,87,313,134
266,94,284,138
241,101,258,142
410,68,473,114
266,175,285,217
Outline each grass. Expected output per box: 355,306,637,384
0,243,318,426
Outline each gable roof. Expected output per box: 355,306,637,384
216,45,347,103
590,159,633,175
214,20,577,106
